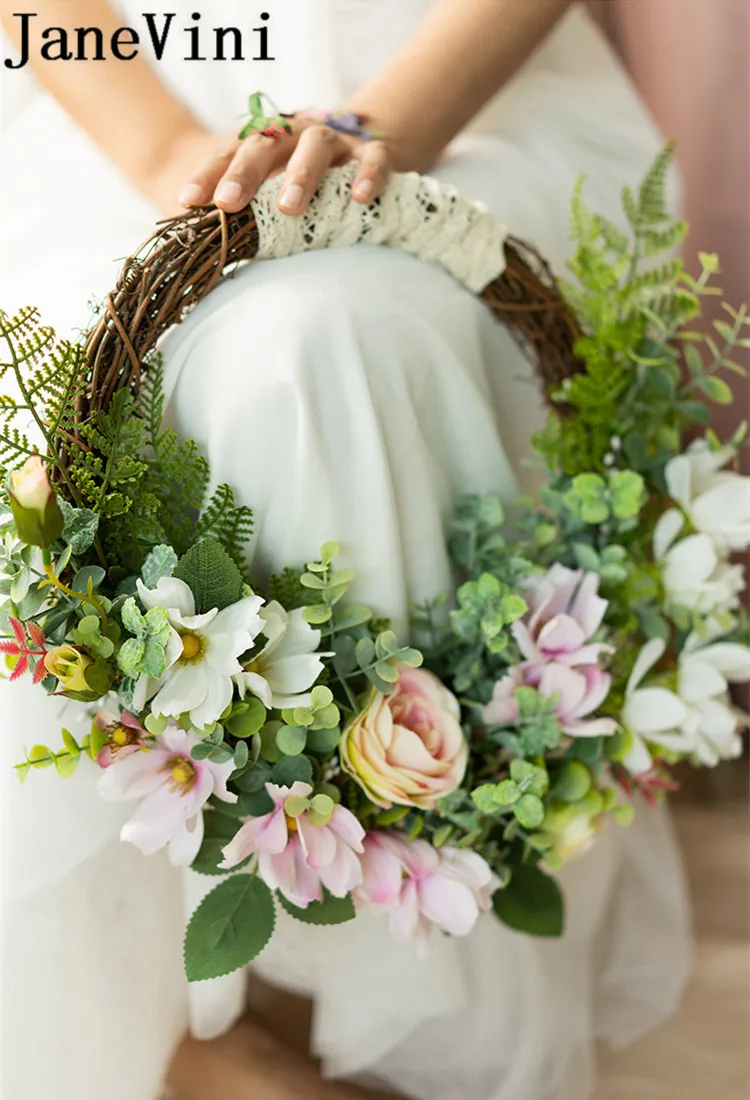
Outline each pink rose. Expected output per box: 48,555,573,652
357,831,497,948
483,661,616,737
8,454,64,547
513,564,611,670
341,666,468,810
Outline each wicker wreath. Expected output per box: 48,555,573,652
80,168,582,423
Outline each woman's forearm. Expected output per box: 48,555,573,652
347,0,572,171
0,0,204,199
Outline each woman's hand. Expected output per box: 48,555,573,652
151,118,394,218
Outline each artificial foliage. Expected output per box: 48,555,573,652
2,150,749,982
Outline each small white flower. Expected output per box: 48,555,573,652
654,512,745,615
620,637,690,774
675,636,750,766
136,577,265,730
665,442,750,553
233,600,324,710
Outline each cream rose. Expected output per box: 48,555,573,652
341,666,468,810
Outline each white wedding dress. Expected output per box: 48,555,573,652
0,4,691,1100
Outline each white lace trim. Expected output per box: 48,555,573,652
252,163,508,293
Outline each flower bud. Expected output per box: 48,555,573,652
8,456,64,547
45,645,113,702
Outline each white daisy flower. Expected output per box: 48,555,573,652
135,576,264,730
234,599,325,710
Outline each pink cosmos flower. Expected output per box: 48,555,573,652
219,782,366,907
513,564,611,670
356,831,497,948
94,709,148,768
98,725,236,866
483,661,616,738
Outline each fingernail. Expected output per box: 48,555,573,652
353,178,374,202
279,183,305,211
178,183,203,206
214,180,244,206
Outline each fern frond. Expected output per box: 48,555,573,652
198,482,254,574
637,141,675,224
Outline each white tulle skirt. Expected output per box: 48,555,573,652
0,4,691,1099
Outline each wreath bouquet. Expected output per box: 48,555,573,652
2,147,749,982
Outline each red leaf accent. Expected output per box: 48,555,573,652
32,658,47,685
27,623,47,650
10,654,29,682
9,617,25,645
0,642,22,656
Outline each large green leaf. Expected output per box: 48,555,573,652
174,537,244,613
492,864,565,938
278,890,356,926
184,875,275,982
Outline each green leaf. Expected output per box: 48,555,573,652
276,725,307,756
320,541,339,564
306,726,341,755
226,699,267,739
493,864,564,938
552,761,592,803
303,604,332,625
277,890,356,926
173,538,244,613
698,376,734,405
609,471,645,520
513,794,546,829
141,544,179,588
59,500,100,554
355,636,376,667
272,755,313,787
184,875,275,981
335,604,372,630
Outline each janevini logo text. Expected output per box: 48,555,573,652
4,11,275,70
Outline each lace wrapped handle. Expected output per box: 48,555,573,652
81,165,581,419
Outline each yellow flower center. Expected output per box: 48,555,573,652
165,756,197,793
112,724,133,746
243,656,263,675
179,631,206,665
285,814,299,834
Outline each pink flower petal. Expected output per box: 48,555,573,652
169,812,205,867
537,614,586,657
418,871,480,937
327,805,365,852
360,835,404,905
219,806,287,868
297,816,338,870
317,837,363,896
387,878,422,942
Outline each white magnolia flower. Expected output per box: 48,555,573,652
136,577,264,730
665,442,750,553
233,600,324,709
620,637,690,775
654,511,745,615
675,636,750,766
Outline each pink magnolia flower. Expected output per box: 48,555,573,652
94,709,148,768
341,666,468,810
513,564,611,670
98,726,236,866
219,782,366,907
483,661,616,738
356,832,497,948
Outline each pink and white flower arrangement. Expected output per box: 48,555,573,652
357,832,497,948
341,666,468,810
484,566,616,738
219,782,366,906
98,725,236,866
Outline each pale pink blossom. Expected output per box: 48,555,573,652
483,661,616,738
98,725,236,866
341,666,468,810
513,564,611,670
94,709,147,768
219,782,365,907
356,832,497,949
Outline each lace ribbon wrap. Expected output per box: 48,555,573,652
252,163,509,293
